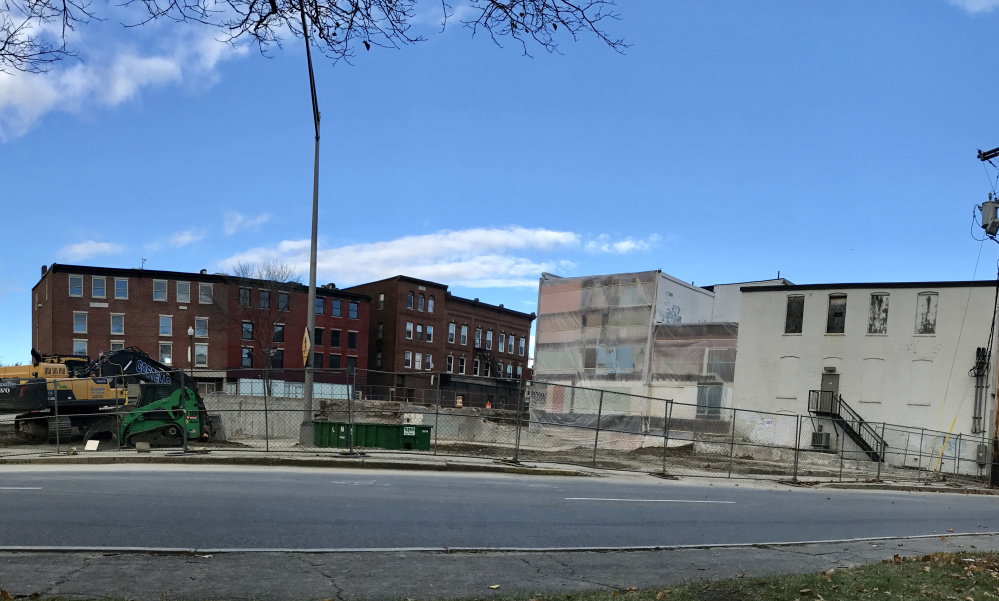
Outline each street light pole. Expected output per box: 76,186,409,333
187,326,195,379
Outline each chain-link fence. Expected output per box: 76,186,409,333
0,368,992,485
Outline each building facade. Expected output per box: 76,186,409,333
31,264,370,388
732,280,999,439
344,276,535,405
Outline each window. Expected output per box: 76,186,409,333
416,324,423,341
273,324,285,343
474,328,482,348
506,364,513,377
696,385,723,417
485,330,493,350
448,323,456,344
347,331,358,349
241,347,252,368
331,299,342,317
346,356,357,371
509,336,516,354
519,337,525,356
868,293,889,334
425,354,432,371
259,290,270,309
446,355,454,373
110,314,124,335
460,325,468,345
330,354,341,369
241,321,253,340
826,294,847,334
154,280,168,302
459,357,466,374
313,352,324,369
516,365,522,379
406,322,414,339
415,353,422,370
499,333,506,353
278,292,290,311
177,282,190,304
272,349,284,369
315,297,324,314
348,301,358,319
375,352,382,368
330,329,341,347
195,317,208,337
92,276,106,299
194,344,208,367
115,278,128,300
916,292,939,335
377,323,383,340
473,358,480,376
404,351,412,368
315,328,324,346
160,343,173,365
110,341,125,352
785,295,804,334
428,296,435,313
198,283,212,304
426,325,433,343
73,340,87,356
407,291,414,309
73,312,87,334
69,275,83,297
418,294,425,311
378,293,384,310
237,287,250,308
159,315,172,336
491,362,497,377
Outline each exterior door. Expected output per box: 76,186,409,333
819,373,839,413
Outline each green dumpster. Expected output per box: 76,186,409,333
314,421,432,451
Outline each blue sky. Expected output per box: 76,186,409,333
3,0,999,364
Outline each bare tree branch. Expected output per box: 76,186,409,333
2,0,625,73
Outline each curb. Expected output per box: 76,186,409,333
0,453,591,477
818,482,998,495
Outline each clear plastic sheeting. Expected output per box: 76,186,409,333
534,271,739,401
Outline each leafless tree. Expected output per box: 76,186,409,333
215,261,302,394
2,0,627,73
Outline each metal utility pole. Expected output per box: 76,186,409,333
977,146,999,485
299,3,321,445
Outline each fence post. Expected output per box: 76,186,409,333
513,381,524,463
115,384,122,451
876,422,886,480
956,434,962,476
918,428,925,481
592,390,604,468
839,430,845,483
348,368,355,455
263,374,270,453
793,414,801,483
54,384,60,455
433,377,440,456
661,399,673,476
728,408,737,478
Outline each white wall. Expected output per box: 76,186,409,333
733,283,998,436
655,272,715,324
710,279,788,322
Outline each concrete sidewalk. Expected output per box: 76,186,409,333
2,533,999,600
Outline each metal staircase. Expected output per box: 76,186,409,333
807,390,886,462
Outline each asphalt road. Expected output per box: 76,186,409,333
1,466,997,550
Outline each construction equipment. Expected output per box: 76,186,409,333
0,347,212,447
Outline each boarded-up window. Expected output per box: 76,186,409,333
915,292,938,334
784,295,804,334
860,358,885,403
868,293,889,334
777,356,799,398
826,294,847,334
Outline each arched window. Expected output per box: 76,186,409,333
418,293,425,311
407,291,414,309
428,296,435,313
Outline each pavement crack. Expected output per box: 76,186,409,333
519,556,544,575
547,555,618,590
295,554,345,601
39,555,95,598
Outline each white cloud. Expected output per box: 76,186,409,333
145,228,206,251
224,212,271,235
219,226,580,288
57,240,126,261
0,24,247,140
948,0,999,12
584,233,662,254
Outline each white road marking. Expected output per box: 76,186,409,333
565,497,735,504
0,487,42,490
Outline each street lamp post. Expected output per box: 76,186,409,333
187,326,195,378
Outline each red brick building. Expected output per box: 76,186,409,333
344,275,535,406
31,264,370,387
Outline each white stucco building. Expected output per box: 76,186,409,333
733,280,998,470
